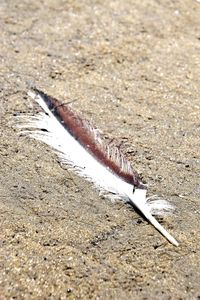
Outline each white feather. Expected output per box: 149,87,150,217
16,90,179,246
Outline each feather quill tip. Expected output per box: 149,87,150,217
128,189,179,246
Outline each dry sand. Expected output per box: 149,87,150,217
0,0,200,299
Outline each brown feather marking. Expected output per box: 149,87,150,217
34,89,145,189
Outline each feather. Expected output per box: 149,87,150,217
17,88,179,246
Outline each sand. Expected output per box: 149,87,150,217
0,0,200,299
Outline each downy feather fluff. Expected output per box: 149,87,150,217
17,89,178,246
